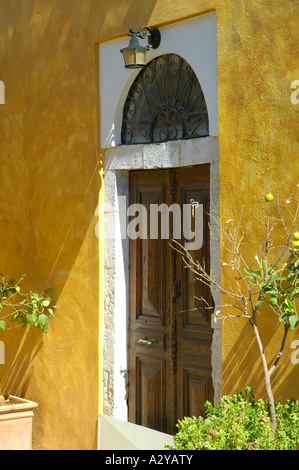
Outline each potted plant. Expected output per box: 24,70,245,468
0,273,55,450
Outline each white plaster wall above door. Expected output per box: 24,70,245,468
99,12,218,147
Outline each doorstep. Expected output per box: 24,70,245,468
98,414,174,450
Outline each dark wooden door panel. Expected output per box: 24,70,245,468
181,368,214,419
136,357,166,431
129,170,173,432
129,165,213,434
175,166,213,423
136,185,166,320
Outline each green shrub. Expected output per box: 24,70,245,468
166,388,299,450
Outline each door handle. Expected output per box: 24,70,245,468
138,337,157,346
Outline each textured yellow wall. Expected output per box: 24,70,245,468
0,0,298,450
0,0,103,450
217,0,299,401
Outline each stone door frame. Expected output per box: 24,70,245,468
102,136,222,420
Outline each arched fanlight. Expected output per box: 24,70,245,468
120,26,161,69
121,54,210,144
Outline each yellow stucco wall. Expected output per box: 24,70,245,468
0,0,103,450
217,0,299,401
0,0,298,450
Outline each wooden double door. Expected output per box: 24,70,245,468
128,165,214,435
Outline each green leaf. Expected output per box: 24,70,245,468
289,315,299,329
30,292,40,300
42,320,49,334
0,320,6,330
279,313,288,322
287,271,297,280
27,313,37,325
41,299,51,307
47,308,54,318
244,268,262,279
262,287,277,295
268,297,278,307
284,298,295,312
255,300,264,309
37,314,47,328
269,265,279,272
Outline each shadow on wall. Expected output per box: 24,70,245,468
0,326,43,397
222,314,299,403
0,0,161,286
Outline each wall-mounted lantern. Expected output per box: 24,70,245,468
120,26,161,69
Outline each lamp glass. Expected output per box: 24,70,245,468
121,47,147,69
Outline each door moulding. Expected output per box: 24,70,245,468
102,136,222,421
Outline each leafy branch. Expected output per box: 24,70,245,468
0,274,55,334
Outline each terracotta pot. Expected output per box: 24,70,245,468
0,396,38,450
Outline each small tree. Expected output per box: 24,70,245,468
172,190,299,435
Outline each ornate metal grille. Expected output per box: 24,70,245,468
121,54,209,145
